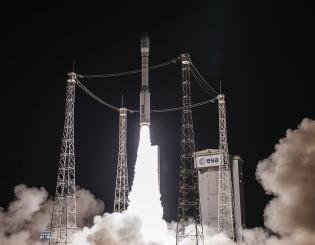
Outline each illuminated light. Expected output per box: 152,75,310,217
127,125,167,243
39,230,51,240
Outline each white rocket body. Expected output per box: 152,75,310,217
140,33,150,126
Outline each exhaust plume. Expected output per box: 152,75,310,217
127,125,167,242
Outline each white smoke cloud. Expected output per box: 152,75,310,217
0,185,50,245
1,118,315,245
76,187,105,227
254,118,315,244
0,185,104,245
73,212,144,245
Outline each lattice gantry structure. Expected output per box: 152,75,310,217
113,107,129,212
217,94,236,240
49,72,77,245
176,53,203,245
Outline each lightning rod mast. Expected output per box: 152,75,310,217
217,94,236,240
176,53,203,245
49,73,77,245
113,107,129,212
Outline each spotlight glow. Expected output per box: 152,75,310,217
127,125,167,242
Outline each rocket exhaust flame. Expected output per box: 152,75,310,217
127,125,167,242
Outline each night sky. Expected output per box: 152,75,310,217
1,1,313,230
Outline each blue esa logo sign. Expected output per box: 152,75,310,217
208,157,219,163
199,157,219,166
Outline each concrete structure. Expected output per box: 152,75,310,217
194,149,245,242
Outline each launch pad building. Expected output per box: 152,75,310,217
194,149,245,242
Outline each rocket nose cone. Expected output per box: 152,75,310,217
141,33,150,49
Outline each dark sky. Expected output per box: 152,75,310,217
1,1,313,229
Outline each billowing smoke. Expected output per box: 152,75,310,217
0,185,51,245
1,118,315,245
253,118,315,244
0,185,104,245
76,187,105,227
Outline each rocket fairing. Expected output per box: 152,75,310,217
140,33,150,126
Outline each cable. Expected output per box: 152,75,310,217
152,98,217,113
72,53,220,115
78,56,181,79
190,61,219,95
76,78,216,113
130,98,217,113
190,61,218,94
75,79,120,111
191,98,217,107
191,69,216,96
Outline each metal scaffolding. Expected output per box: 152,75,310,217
176,53,203,245
217,94,236,240
49,73,77,245
113,107,129,212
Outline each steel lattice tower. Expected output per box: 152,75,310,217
113,107,129,212
49,73,77,245
217,94,235,240
176,53,203,245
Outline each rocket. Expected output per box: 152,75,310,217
140,33,150,126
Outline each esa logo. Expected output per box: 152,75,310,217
199,157,219,166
